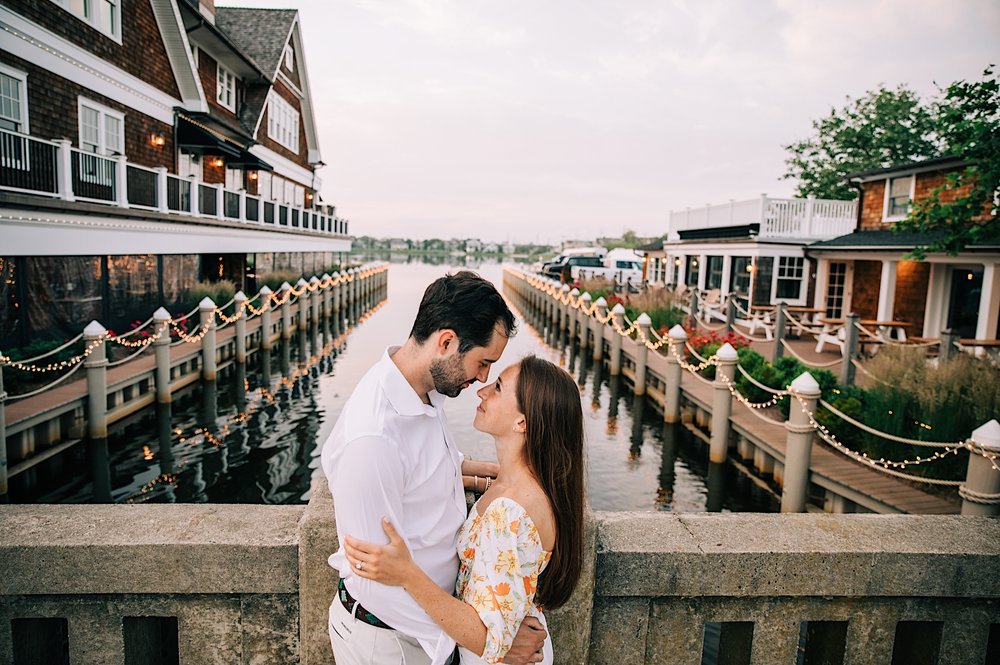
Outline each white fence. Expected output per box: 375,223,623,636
669,194,856,241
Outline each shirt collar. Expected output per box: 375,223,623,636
381,346,441,417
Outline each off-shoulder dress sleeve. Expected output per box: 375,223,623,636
460,497,548,664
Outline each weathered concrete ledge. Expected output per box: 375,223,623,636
1,502,998,665
0,504,303,594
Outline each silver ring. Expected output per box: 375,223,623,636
356,561,363,571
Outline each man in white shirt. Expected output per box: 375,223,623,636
322,271,546,665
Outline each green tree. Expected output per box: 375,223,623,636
895,67,1000,257
782,85,940,200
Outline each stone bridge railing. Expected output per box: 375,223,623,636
3,477,998,664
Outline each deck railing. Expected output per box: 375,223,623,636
0,128,348,236
669,194,856,241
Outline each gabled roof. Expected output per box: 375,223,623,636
215,8,297,80
845,156,967,183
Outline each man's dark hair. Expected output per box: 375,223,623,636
409,271,516,352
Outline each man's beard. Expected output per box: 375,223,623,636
430,353,472,398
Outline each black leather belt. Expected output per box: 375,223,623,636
338,578,395,630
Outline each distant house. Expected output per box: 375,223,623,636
388,238,410,251
806,157,999,340
653,195,857,306
466,238,483,253
0,0,350,346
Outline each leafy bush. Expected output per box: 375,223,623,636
174,279,237,316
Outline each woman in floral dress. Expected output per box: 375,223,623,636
344,355,585,664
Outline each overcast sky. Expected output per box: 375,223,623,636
221,0,998,244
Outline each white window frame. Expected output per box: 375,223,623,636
216,63,237,113
0,64,29,134
882,174,915,223
267,92,299,153
283,44,294,71
50,0,122,44
77,97,124,156
774,256,806,303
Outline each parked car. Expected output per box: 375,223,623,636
544,255,605,281
574,249,645,284
539,246,606,278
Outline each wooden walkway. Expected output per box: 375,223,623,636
645,347,960,515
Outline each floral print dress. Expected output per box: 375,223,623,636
455,496,553,665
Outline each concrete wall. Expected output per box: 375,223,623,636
2,493,999,665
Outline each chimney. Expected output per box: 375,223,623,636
199,0,216,24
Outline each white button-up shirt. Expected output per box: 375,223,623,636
321,346,467,663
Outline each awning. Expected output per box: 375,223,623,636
176,114,273,171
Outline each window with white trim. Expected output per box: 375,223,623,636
51,0,121,42
78,98,124,155
885,175,913,220
267,93,299,153
217,64,236,112
0,66,28,133
283,44,295,71
776,256,805,300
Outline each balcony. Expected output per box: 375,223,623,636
668,194,857,242
0,128,349,236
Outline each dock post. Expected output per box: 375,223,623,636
0,358,7,498
960,420,1000,516
664,325,688,424
725,296,736,334
592,297,607,362
234,291,247,364
609,304,625,376
941,329,959,361
634,313,651,396
578,292,592,349
321,274,332,342
710,343,739,463
280,282,293,340
568,288,580,343
781,371,820,512
840,313,860,386
259,286,274,351
773,302,787,362
297,278,310,363
199,297,217,381
153,307,172,403
84,321,111,502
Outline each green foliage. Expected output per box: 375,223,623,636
176,279,237,315
783,85,939,200
895,66,1000,257
605,229,642,250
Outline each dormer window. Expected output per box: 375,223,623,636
217,64,236,113
884,175,914,221
283,45,294,71
267,92,299,153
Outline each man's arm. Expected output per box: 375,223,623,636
502,618,547,665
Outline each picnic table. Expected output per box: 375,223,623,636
814,318,912,354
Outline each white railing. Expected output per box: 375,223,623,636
0,127,348,236
668,194,856,241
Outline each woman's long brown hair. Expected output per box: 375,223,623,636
515,355,585,609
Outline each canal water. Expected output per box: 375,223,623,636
15,259,777,512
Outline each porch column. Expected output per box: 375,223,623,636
923,264,947,339
976,262,1000,341
720,256,732,297
675,255,686,288
876,260,897,322
813,258,830,311
697,254,708,291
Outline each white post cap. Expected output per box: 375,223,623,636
594,297,607,307
84,320,107,337
668,324,688,340
715,342,738,361
971,419,1000,451
281,281,292,291
309,276,320,284
296,278,308,287
322,273,331,280
789,371,820,395
234,290,246,301
199,296,216,309
153,307,171,321
561,284,570,292
259,285,273,295
611,303,626,315
636,313,652,326
570,288,580,297
581,292,593,302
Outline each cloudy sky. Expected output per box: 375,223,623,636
221,0,998,244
